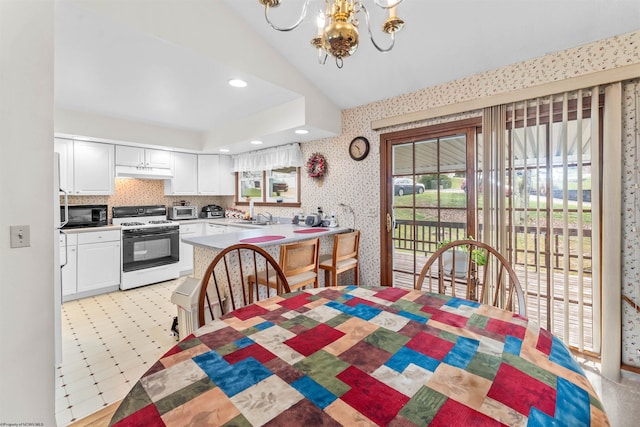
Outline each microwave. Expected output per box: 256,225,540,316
168,205,198,220
62,204,108,229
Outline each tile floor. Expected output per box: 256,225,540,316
55,279,640,426
55,280,180,426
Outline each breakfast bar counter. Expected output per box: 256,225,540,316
181,220,351,250
181,221,351,282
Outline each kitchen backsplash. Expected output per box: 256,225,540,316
66,178,234,221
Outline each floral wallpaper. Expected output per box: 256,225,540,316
622,80,640,368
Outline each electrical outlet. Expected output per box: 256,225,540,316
10,225,30,248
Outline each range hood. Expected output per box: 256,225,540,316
115,165,173,179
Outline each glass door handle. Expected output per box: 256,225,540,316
386,213,392,232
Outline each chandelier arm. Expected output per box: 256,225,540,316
360,3,396,53
264,0,312,32
372,0,404,9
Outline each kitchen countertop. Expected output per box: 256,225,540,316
61,225,121,233
181,220,351,249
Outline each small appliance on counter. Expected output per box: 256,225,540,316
201,204,224,219
168,205,198,220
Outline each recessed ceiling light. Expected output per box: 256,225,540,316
219,148,230,153
228,79,247,88
294,129,309,135
250,140,263,145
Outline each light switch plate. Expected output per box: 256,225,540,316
10,225,30,248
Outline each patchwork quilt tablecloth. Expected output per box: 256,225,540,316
110,286,609,426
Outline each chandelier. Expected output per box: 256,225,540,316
258,0,405,68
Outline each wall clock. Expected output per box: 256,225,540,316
349,136,370,161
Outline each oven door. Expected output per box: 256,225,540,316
122,227,179,272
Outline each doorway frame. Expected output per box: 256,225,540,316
379,117,481,286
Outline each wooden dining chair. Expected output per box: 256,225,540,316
319,230,360,287
197,243,291,328
249,238,320,292
416,239,526,316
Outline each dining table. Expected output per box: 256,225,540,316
109,286,609,426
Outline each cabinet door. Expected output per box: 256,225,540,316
218,155,235,195
73,141,115,195
165,152,198,195
145,149,173,168
54,138,74,192
115,145,144,166
197,155,219,195
61,245,77,296
77,240,121,291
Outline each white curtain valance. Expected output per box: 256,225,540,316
232,143,304,172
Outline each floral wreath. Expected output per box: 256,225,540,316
306,152,327,179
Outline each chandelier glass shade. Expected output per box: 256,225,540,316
258,0,405,68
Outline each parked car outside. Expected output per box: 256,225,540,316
461,177,512,196
394,178,425,196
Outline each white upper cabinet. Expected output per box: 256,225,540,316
55,138,114,195
165,152,198,195
218,155,235,195
197,154,234,195
116,146,173,169
74,141,115,195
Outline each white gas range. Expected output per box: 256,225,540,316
112,205,180,290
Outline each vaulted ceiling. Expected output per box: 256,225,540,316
54,0,640,153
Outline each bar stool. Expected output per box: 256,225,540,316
250,238,320,291
319,230,360,287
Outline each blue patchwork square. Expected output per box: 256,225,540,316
291,376,337,409
326,301,382,321
253,321,274,331
503,335,522,356
549,336,584,375
398,310,429,323
194,351,272,397
386,346,440,373
443,336,479,369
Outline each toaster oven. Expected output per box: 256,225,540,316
167,205,198,220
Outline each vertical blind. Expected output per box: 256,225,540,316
480,87,606,355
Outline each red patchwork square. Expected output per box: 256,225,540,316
485,318,526,340
375,287,409,302
344,297,377,308
406,332,455,360
487,363,556,417
223,343,277,364
233,304,269,320
430,399,506,426
112,403,164,426
425,309,469,328
284,324,345,356
535,328,553,355
338,366,410,426
278,293,313,310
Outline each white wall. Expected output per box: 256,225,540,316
0,0,55,424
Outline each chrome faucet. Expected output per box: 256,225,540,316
256,212,274,223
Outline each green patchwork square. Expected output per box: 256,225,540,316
391,299,432,319
279,314,321,330
325,313,352,328
399,386,447,425
222,413,252,427
467,313,490,329
364,327,411,354
109,382,153,424
294,350,350,396
155,377,216,415
466,352,502,380
439,330,458,343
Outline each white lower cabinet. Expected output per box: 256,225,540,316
177,222,202,275
63,229,121,301
60,233,77,298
